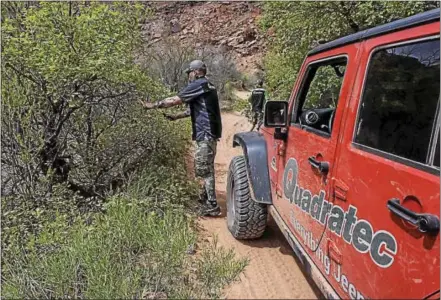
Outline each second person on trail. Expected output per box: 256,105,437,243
249,79,266,131
139,60,223,217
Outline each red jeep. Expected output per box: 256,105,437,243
226,9,440,299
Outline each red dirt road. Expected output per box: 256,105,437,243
197,112,322,299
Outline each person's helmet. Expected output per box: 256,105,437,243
185,60,207,74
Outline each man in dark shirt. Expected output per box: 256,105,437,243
139,60,222,216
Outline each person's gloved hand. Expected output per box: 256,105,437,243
163,113,177,121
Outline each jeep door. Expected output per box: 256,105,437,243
330,23,440,299
273,44,361,281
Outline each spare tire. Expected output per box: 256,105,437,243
226,155,268,239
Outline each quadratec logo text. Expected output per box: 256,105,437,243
283,158,397,268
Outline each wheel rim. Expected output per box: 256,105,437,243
227,174,236,229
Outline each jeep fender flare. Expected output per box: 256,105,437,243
232,131,272,205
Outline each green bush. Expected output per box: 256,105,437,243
1,2,169,201
2,196,247,299
0,0,192,247
1,3,247,298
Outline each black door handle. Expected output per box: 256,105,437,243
308,156,329,175
387,199,440,235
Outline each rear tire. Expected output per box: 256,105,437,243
226,156,268,239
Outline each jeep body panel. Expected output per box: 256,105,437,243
262,36,363,299
232,131,272,205
327,22,440,299
259,9,440,300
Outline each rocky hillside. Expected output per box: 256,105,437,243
143,1,266,74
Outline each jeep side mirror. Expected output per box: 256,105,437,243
264,101,288,128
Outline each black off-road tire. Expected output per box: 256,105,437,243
226,155,268,239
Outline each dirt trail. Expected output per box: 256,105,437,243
233,90,252,100
197,111,322,299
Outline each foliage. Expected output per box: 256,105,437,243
231,95,250,114
138,36,195,93
1,3,247,298
195,236,249,298
200,46,242,101
2,0,194,257
260,1,440,99
139,36,241,102
1,2,172,201
2,196,247,299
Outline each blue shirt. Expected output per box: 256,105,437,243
178,77,222,141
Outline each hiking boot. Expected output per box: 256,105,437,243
200,203,221,217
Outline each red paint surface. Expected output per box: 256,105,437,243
261,20,440,299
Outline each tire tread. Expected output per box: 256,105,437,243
227,156,268,240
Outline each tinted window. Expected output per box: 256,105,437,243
355,39,440,164
295,58,347,135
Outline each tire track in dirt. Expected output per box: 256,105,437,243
197,112,322,299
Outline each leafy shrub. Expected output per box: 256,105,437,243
2,196,247,299
1,2,173,201
1,1,191,247
1,3,247,298
140,36,242,103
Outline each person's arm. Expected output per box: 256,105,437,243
139,95,183,110
164,108,191,121
139,81,203,110
174,110,191,119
